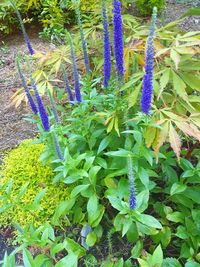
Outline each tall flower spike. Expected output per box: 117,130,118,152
30,78,50,131
127,157,136,210
113,0,124,79
62,65,74,102
53,134,64,161
10,1,34,55
16,58,38,114
74,0,90,73
102,0,111,88
67,33,82,103
140,7,157,115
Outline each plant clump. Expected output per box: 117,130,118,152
0,140,70,227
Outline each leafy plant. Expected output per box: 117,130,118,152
0,139,71,227
135,0,165,16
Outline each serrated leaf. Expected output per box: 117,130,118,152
174,121,200,142
170,49,180,70
172,71,188,102
163,257,182,267
158,68,170,99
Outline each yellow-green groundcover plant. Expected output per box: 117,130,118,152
0,140,70,227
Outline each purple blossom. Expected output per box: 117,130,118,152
102,0,111,87
16,58,38,114
113,0,124,78
127,157,136,210
68,33,82,103
31,78,50,131
15,8,34,55
75,2,90,73
141,7,157,114
62,65,74,102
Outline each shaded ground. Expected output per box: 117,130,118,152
0,27,55,154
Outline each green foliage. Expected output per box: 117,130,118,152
0,0,98,37
135,0,165,16
2,3,200,267
0,140,71,227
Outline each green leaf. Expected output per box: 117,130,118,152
23,249,35,267
87,195,98,216
176,226,188,239
158,68,170,98
137,214,162,229
181,7,200,18
137,258,149,267
166,212,184,223
185,261,200,267
98,136,111,154
139,168,149,188
89,166,101,185
163,257,182,267
65,238,85,257
83,156,95,171
70,184,90,198
180,73,200,91
170,183,187,195
51,198,75,225
55,253,78,267
131,240,143,259
151,245,163,267
122,218,132,237
105,149,133,158
136,190,149,213
172,71,188,102
86,232,97,247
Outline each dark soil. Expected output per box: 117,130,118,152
0,227,15,261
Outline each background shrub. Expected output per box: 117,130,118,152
0,140,70,227
0,0,99,36
135,0,165,15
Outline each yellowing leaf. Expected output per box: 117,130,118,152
170,49,180,70
154,121,169,156
169,123,181,160
145,126,157,148
114,117,120,137
107,118,115,133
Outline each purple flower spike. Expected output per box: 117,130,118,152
16,59,38,114
102,0,111,88
141,7,157,115
74,2,90,73
113,0,124,79
15,8,34,55
68,33,82,103
62,65,74,102
31,79,50,131
127,157,136,210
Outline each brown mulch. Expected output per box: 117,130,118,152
0,27,55,154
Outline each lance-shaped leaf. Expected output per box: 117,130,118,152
169,122,181,160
